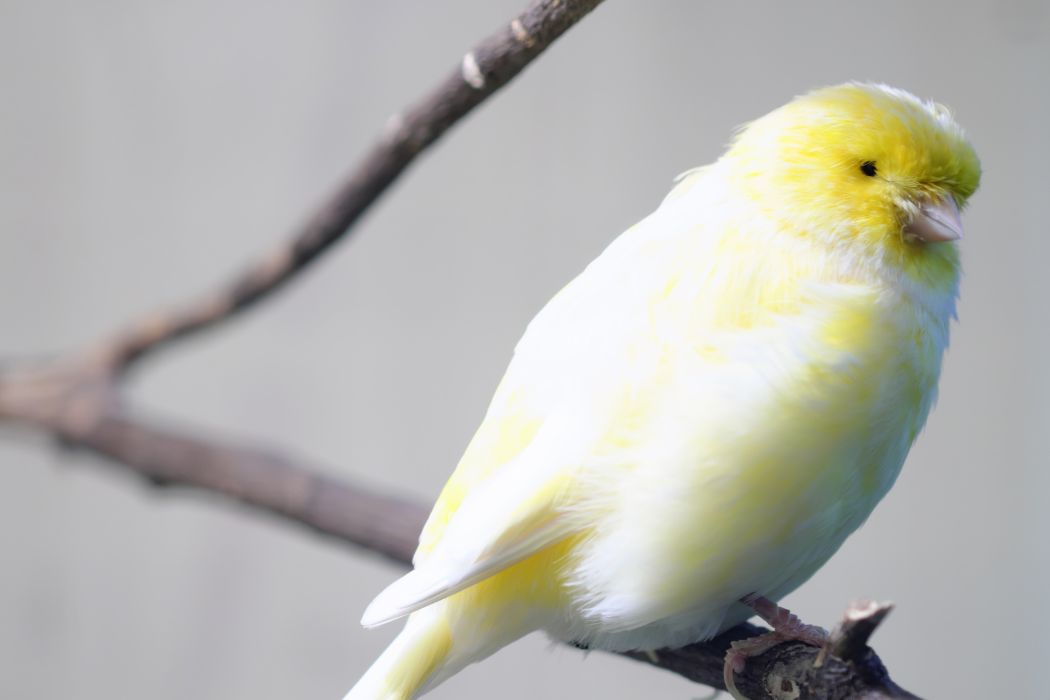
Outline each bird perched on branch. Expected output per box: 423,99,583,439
344,83,980,700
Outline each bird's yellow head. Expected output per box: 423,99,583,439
725,83,981,284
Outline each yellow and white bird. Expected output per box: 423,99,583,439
345,83,980,699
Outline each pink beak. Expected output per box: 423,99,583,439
904,195,963,243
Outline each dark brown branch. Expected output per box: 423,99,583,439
90,0,604,375
819,600,896,667
623,601,918,700
0,383,425,565
0,390,917,699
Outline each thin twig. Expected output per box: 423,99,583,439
818,600,896,667
93,0,605,375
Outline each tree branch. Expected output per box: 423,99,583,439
90,0,605,375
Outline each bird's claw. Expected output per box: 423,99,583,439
722,596,829,700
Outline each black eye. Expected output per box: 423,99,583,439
860,161,878,177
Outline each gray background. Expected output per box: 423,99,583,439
1,1,1046,698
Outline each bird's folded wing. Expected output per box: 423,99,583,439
360,450,578,627
361,212,677,629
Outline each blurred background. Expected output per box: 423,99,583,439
1,1,1047,698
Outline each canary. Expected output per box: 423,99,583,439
344,83,980,700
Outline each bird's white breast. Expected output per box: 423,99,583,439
529,177,953,651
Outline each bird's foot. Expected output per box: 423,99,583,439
741,593,828,647
722,595,828,700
